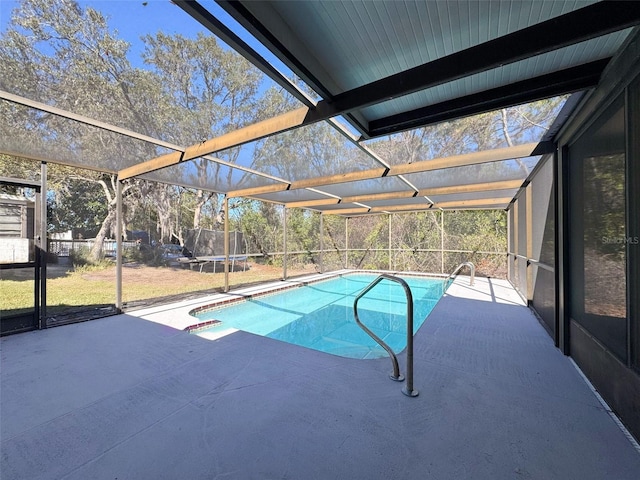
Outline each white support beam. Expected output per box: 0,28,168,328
441,211,445,274
40,162,48,325
319,212,324,274
388,214,392,271
345,217,349,268
224,196,229,293
283,206,288,280
116,180,123,311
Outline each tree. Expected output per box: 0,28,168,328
48,177,107,237
0,0,157,258
0,155,42,181
0,0,270,255
141,31,263,227
235,200,283,262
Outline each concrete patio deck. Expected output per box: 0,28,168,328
1,275,639,479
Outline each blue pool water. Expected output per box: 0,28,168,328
191,273,448,359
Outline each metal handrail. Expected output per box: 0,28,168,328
446,261,475,286
507,253,554,272
353,274,418,397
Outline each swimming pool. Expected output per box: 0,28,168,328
190,273,449,359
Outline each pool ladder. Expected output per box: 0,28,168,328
353,274,418,397
446,261,475,286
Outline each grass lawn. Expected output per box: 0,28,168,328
1,262,316,317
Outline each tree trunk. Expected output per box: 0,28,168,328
90,207,117,261
501,108,528,175
156,188,172,244
193,189,205,229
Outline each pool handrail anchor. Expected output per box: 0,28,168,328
353,274,419,397
446,261,475,286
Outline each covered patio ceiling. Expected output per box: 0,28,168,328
2,0,639,214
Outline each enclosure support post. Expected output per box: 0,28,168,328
283,207,288,280
388,214,392,271
441,211,445,274
526,185,534,303
514,198,519,288
345,217,349,269
115,179,123,311
507,207,512,281
319,213,324,273
34,181,41,329
557,145,570,355
40,162,47,327
233,230,238,272
224,196,229,292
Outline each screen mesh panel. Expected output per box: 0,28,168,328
508,205,516,284
316,176,409,198
257,189,332,204
358,197,431,209
517,193,527,296
238,123,385,182
429,189,519,204
0,100,171,172
569,96,627,361
530,156,556,334
139,157,276,193
402,157,541,190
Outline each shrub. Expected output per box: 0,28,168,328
123,244,166,266
69,246,112,272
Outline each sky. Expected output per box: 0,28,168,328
0,0,291,74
